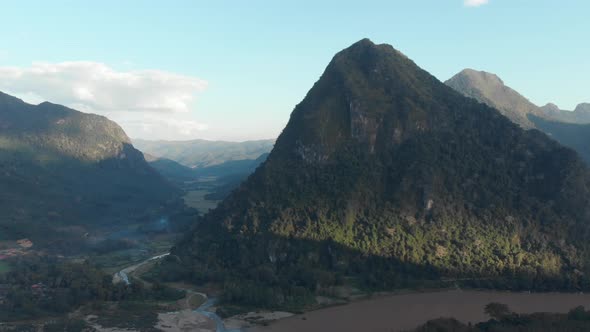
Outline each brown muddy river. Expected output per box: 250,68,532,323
251,290,590,332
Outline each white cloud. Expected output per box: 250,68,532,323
464,0,489,7
0,61,207,114
0,61,210,139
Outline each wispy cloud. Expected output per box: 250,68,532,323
464,0,489,7
0,61,210,139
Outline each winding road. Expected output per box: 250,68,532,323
112,252,170,285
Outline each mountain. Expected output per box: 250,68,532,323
133,138,274,168
200,153,270,200
446,70,590,164
143,153,199,184
444,69,542,129
0,91,180,244
143,150,269,184
167,39,590,309
540,103,562,118
192,152,269,178
540,102,590,124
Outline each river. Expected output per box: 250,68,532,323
195,297,241,332
252,289,590,332
114,252,239,332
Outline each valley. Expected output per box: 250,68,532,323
1,4,589,330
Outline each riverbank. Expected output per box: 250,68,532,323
251,290,590,332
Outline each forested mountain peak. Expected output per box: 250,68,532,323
0,95,134,161
0,91,179,244
170,40,590,309
274,38,478,160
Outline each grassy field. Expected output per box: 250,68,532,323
0,261,11,275
183,190,220,214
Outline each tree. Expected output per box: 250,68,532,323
568,305,589,321
484,302,511,320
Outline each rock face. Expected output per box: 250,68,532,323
0,92,179,240
172,39,590,308
446,70,590,164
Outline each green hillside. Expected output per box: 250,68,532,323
0,92,181,245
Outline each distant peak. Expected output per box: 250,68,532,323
575,103,590,113
341,38,381,56
318,40,414,89
452,69,504,86
544,102,560,108
337,38,407,59
352,38,376,47
541,103,561,112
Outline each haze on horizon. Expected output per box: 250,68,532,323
0,0,588,141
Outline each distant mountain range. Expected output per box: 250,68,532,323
0,91,180,246
446,69,590,163
540,102,590,124
168,39,590,309
135,138,273,199
133,138,274,169
143,151,269,183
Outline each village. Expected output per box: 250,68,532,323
0,238,33,260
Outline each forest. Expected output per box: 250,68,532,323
0,255,184,322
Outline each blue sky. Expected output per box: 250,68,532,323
0,0,588,141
